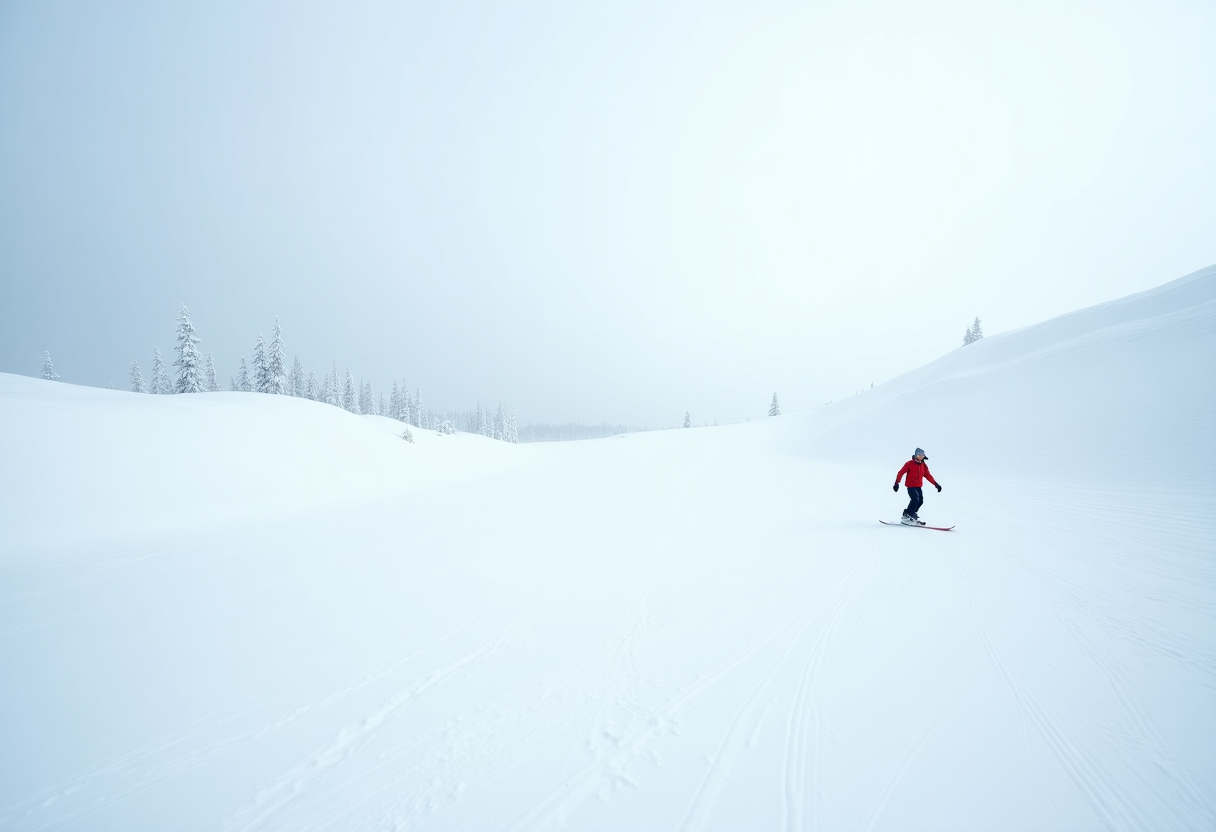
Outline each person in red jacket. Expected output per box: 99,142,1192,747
894,448,941,525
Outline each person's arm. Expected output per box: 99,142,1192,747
894,462,908,489
924,466,941,490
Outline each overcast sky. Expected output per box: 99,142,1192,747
2,1,1213,426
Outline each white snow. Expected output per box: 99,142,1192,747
1,266,1213,831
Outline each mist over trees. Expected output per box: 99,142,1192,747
114,308,532,443
517,422,645,443
27,307,669,444
47,305,760,442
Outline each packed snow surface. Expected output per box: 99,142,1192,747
2,267,1214,831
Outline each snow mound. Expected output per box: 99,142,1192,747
0,380,514,553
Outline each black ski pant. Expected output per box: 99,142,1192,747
904,486,924,517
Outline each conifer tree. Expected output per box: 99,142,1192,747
326,362,340,406
41,351,59,381
683,411,691,428
129,360,146,393
506,404,519,444
252,335,271,393
768,392,780,417
172,305,205,393
414,388,426,428
963,317,984,346
289,355,304,397
235,357,252,392
268,317,286,394
343,368,359,413
205,351,221,392
400,378,412,423
151,347,169,393
306,370,319,401
390,382,400,422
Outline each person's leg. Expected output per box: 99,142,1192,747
906,487,923,517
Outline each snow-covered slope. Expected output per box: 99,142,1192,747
1,268,1213,832
792,265,1216,486
0,383,514,553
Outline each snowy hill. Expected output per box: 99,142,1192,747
1,267,1214,832
792,264,1216,486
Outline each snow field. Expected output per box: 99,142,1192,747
1,266,1213,831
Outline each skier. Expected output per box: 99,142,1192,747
893,448,941,526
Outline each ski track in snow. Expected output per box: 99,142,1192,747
935,526,1212,832
781,546,880,832
221,486,708,831
673,542,879,832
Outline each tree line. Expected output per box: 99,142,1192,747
118,305,521,442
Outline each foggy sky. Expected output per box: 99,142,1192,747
2,1,1213,426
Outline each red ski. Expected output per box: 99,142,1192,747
879,520,955,531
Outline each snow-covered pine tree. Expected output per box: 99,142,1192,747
129,360,145,393
506,404,519,444
683,411,691,428
326,362,340,406
359,380,372,415
205,351,221,392
963,317,984,345
40,351,59,381
229,376,236,391
268,317,286,394
289,355,304,397
343,368,359,413
151,347,169,393
390,382,400,421
305,370,319,401
495,402,506,440
235,357,252,392
378,391,386,417
768,392,780,416
252,335,271,393
414,388,426,428
172,305,205,393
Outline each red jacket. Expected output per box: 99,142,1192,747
896,459,938,489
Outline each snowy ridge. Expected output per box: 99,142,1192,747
796,265,1216,486
1,269,1214,831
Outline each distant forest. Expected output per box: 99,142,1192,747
38,304,662,445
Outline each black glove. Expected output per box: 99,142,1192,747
893,483,899,492
935,483,942,492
